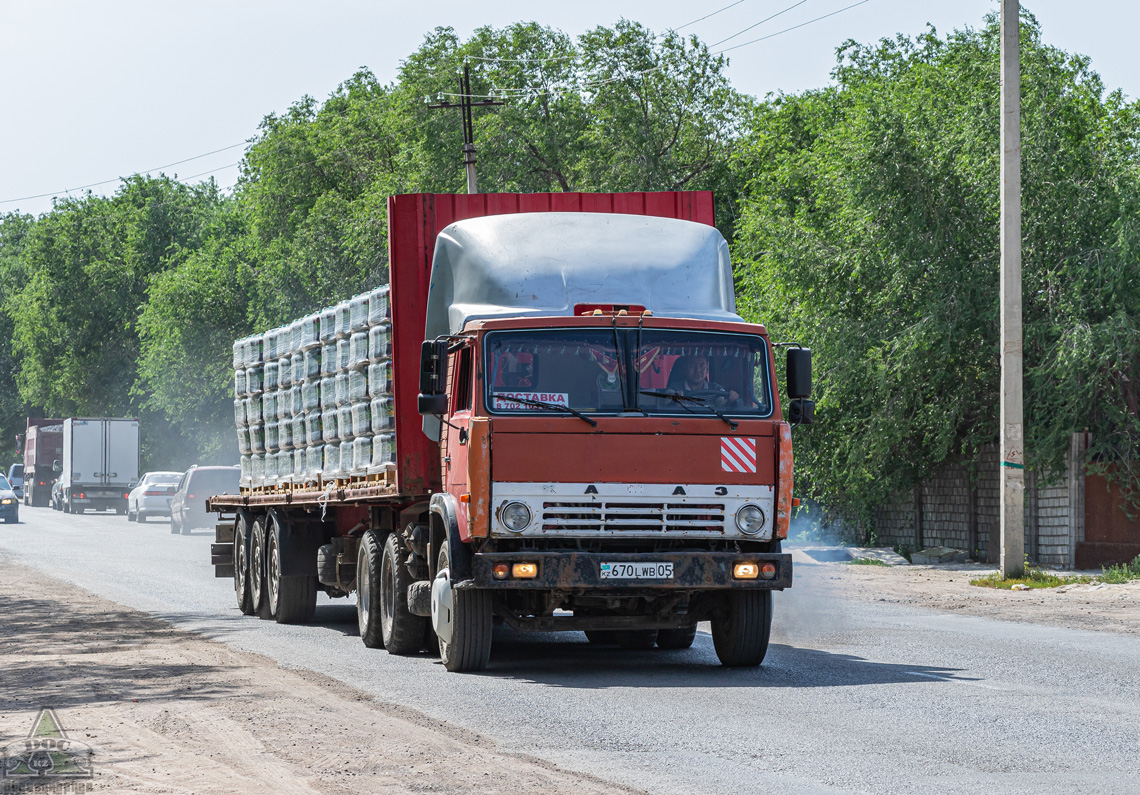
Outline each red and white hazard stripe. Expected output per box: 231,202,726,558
721,437,757,473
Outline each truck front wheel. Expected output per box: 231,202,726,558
433,545,492,672
712,590,772,667
379,532,429,655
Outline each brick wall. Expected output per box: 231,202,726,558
874,435,1084,568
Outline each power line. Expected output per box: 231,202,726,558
716,0,871,54
674,1,748,32
0,142,248,206
708,0,809,48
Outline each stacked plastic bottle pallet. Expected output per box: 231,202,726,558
232,286,394,489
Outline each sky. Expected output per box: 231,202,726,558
1,0,1135,217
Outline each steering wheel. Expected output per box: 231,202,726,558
685,388,730,401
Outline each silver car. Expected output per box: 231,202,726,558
127,471,182,523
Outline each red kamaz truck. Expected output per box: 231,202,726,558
208,191,813,672
22,418,64,507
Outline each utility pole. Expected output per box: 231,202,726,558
427,61,504,194
999,0,1025,578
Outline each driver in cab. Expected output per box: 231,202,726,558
673,356,740,406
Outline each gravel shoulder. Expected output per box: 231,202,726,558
0,560,639,795
794,557,1140,636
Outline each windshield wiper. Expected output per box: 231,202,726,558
638,391,738,431
492,394,598,427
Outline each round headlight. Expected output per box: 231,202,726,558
735,504,766,536
500,501,532,533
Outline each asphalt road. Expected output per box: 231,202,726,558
2,505,1138,794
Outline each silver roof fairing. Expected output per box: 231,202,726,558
423,213,741,342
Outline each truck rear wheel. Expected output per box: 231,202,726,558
434,545,492,672
657,625,698,650
250,516,272,619
379,532,429,655
356,531,385,648
267,514,317,625
712,590,772,667
233,513,255,616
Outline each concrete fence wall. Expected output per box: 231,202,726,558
874,434,1087,568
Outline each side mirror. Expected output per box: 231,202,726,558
786,347,812,399
417,339,450,416
52,460,62,474
787,399,815,426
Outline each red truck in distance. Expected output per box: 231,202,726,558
22,419,64,507
208,191,813,672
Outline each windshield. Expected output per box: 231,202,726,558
0,475,10,491
9,465,23,478
146,472,181,484
187,469,240,495
484,328,772,417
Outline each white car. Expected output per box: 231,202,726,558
127,471,182,523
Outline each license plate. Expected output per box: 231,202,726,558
600,562,674,580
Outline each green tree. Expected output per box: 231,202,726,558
733,13,1140,529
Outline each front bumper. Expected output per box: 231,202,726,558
470,551,792,590
0,501,17,519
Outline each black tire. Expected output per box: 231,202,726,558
657,625,698,650
436,544,492,672
180,514,192,535
116,505,126,516
233,513,255,616
138,512,147,524
616,630,659,650
127,508,136,522
267,513,317,625
356,531,385,648
170,515,179,534
379,532,429,655
249,516,273,619
712,590,773,667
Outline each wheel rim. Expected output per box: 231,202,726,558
250,528,264,602
380,546,395,637
358,549,371,628
267,532,280,611
235,531,248,602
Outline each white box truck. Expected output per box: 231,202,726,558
59,418,140,515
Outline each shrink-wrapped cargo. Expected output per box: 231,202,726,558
350,331,369,363
246,366,263,394
320,377,336,409
251,454,265,486
332,373,347,406
305,412,323,446
290,385,303,417
263,330,278,362
265,422,279,453
371,433,395,470
337,338,352,371
368,362,393,397
321,407,339,442
250,424,265,454
306,446,323,478
370,397,395,433
288,320,302,354
237,427,252,456
291,353,304,384
278,356,292,388
279,418,293,450
304,348,321,380
267,453,280,484
291,415,305,447
350,293,369,331
348,369,369,402
299,313,319,349
243,335,263,367
368,286,389,326
264,361,279,392
337,405,352,440
321,343,337,376
278,389,293,421
240,455,251,486
278,450,293,482
235,369,247,398
368,324,392,362
323,444,343,477
234,399,247,428
319,307,336,343
232,339,244,370
294,449,305,482
339,440,355,475
262,392,277,424
245,395,263,426
335,300,351,338
302,381,321,412
353,436,371,471
351,401,370,437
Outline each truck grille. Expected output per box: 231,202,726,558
541,501,726,533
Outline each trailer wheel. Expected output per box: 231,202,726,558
267,514,317,625
356,531,385,648
233,513,255,616
379,532,429,655
249,516,273,619
711,590,772,667
434,545,492,672
656,625,698,650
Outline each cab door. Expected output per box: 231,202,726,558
443,346,474,515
